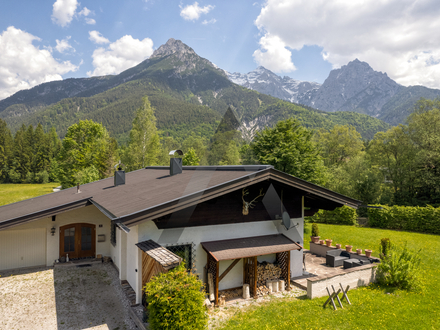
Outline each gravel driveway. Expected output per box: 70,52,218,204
0,262,137,330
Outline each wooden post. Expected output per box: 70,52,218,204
243,257,246,285
253,256,257,298
287,251,291,291
215,261,219,306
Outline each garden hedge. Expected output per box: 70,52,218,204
368,204,440,235
307,205,357,225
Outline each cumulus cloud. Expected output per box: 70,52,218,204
255,0,440,88
52,0,78,27
0,27,78,100
180,2,214,21
253,34,296,73
55,36,74,53
78,7,96,24
89,31,110,45
87,35,154,76
202,18,216,25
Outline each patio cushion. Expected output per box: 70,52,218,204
343,258,362,269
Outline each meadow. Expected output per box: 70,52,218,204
218,224,440,330
0,183,59,207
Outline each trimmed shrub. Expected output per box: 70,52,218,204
307,205,357,225
376,244,421,290
379,238,392,257
368,204,440,235
311,223,319,237
144,264,208,330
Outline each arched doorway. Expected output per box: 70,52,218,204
59,223,96,259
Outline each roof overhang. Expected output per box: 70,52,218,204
119,168,361,227
201,234,302,261
0,198,92,231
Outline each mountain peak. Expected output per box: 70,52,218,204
151,38,196,59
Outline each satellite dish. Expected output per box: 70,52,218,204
282,211,291,230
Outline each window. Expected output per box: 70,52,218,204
165,243,195,271
111,222,116,247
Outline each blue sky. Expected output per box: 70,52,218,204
1,0,440,100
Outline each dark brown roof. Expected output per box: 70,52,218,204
0,165,362,230
136,240,181,270
201,234,302,261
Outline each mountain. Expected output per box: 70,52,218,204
227,66,320,104
0,38,389,142
229,60,440,125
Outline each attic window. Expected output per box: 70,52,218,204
111,222,116,247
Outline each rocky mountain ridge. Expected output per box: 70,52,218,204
228,60,440,124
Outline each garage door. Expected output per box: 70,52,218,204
0,228,46,271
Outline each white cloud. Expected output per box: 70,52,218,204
253,34,296,73
55,36,74,53
88,35,154,76
85,18,96,25
180,2,214,21
52,0,78,27
255,0,440,88
0,27,78,100
78,7,91,16
89,31,110,45
202,18,216,25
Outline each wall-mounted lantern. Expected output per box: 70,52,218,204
50,227,56,236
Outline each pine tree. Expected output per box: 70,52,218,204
0,119,13,182
124,96,160,170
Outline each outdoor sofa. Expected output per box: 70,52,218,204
326,249,351,267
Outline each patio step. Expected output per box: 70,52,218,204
121,280,137,306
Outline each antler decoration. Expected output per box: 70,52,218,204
242,188,264,215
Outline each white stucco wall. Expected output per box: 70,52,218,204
0,205,112,270
132,213,304,298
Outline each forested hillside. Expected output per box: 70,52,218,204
0,39,389,144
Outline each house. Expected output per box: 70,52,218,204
0,163,361,305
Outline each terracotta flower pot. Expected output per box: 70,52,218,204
356,248,362,255
336,244,342,249
345,245,352,252
310,236,320,244
320,240,325,245
325,239,332,247
365,249,372,258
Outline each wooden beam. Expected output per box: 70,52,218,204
253,256,258,298
218,259,241,283
243,257,246,285
287,251,291,291
215,261,219,306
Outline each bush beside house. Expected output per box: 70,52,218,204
144,264,208,330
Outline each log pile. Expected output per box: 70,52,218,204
218,288,243,301
257,262,282,287
256,262,282,297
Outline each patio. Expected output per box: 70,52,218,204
292,246,379,299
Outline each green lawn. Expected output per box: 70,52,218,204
218,224,440,330
0,183,60,207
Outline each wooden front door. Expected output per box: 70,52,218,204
60,223,96,259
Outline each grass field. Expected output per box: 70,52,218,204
0,183,60,207
218,224,440,330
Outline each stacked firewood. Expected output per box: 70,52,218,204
254,262,283,297
256,262,282,287
218,288,243,301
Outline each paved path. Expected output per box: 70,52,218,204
0,263,136,330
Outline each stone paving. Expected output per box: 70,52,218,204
291,250,347,289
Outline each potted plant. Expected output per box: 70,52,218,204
335,244,342,249
310,223,320,244
356,248,362,255
320,239,325,245
345,245,352,252
365,249,372,258
325,239,332,247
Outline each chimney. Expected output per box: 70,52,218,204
114,161,126,186
169,150,184,176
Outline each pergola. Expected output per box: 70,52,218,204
201,234,302,306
